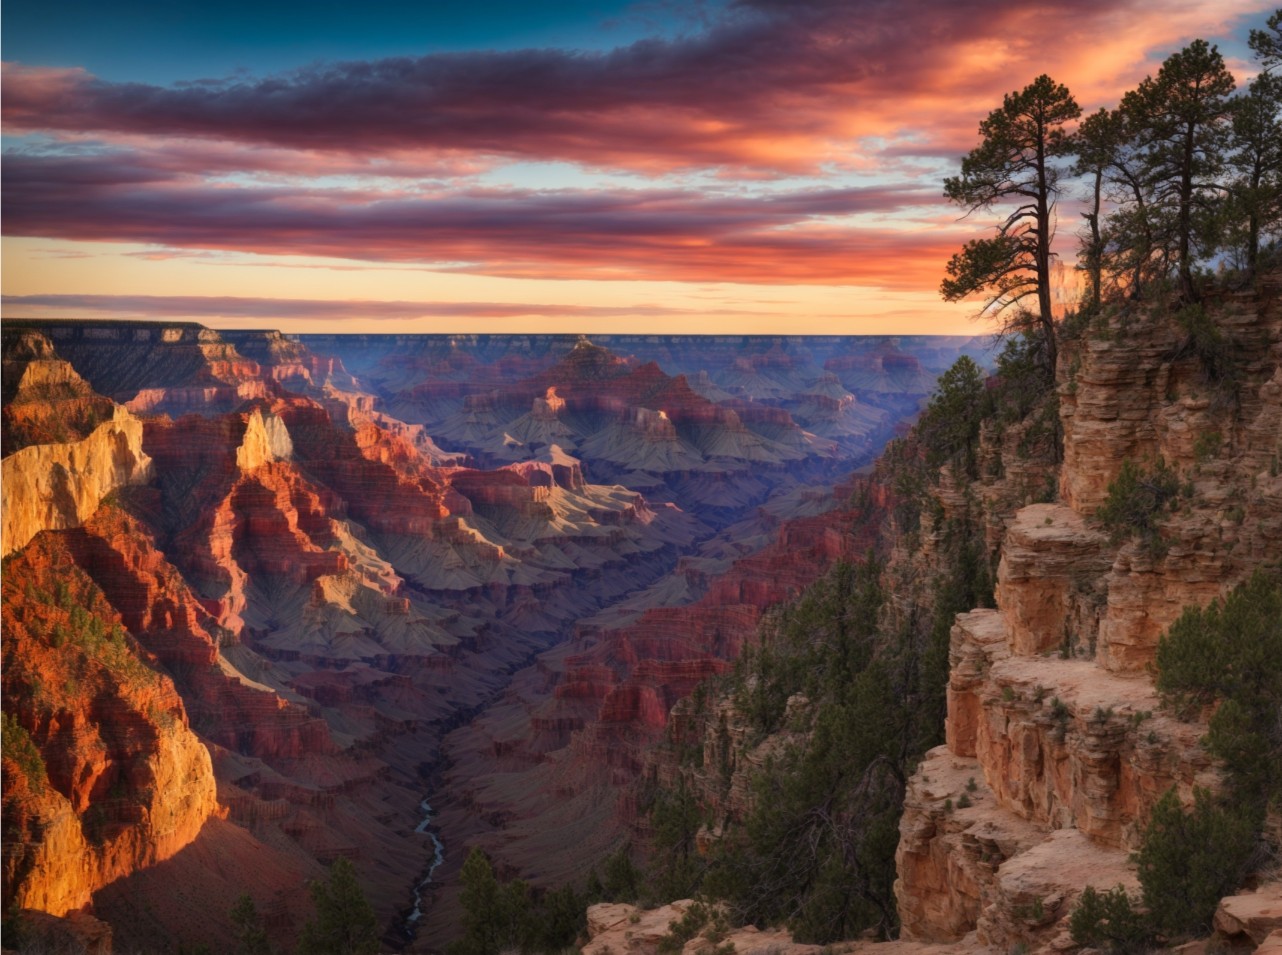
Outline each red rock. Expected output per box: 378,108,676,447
1,535,219,917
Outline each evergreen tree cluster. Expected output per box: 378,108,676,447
449,844,641,955
945,10,1282,379
1156,569,1282,814
629,488,996,946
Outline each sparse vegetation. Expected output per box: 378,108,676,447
1137,788,1256,939
1156,570,1282,813
1069,885,1153,953
1,713,46,794
1094,457,1180,555
297,857,379,955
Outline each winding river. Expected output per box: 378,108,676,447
408,799,446,925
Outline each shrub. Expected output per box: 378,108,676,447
1192,430,1222,462
1069,885,1153,953
1,713,46,794
1173,304,1238,394
658,902,712,954
1094,458,1180,554
1137,788,1255,939
1156,570,1282,810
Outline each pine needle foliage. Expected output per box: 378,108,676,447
1156,569,1282,812
296,857,379,955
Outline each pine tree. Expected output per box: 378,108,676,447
229,893,272,955
1121,41,1236,301
451,847,506,955
1248,9,1282,70
1226,10,1282,277
942,75,1081,378
649,777,705,901
1226,71,1282,277
1137,788,1254,939
296,857,379,955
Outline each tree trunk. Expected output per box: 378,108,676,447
1179,116,1197,301
1088,168,1103,308
1035,119,1057,380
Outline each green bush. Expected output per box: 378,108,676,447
1068,885,1153,953
1173,304,1239,393
657,901,712,954
1,712,46,794
1094,458,1180,554
1137,788,1255,939
1156,570,1282,810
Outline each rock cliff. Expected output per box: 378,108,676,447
895,282,1282,950
1,534,219,917
2,405,152,557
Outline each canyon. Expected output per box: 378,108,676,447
1,321,973,952
633,280,1282,954
6,279,1278,955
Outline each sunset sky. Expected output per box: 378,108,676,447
2,0,1274,335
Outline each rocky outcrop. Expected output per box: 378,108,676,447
14,320,271,414
995,504,1110,656
2,328,118,456
895,283,1282,949
582,900,823,955
2,405,152,556
1214,884,1282,948
1,534,220,916
583,899,993,955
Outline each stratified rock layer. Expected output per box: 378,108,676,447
896,281,1282,949
1,535,219,916
2,406,152,556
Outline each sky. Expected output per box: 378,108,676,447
1,0,1275,335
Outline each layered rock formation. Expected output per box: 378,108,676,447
895,282,1282,950
3,322,969,951
417,479,885,943
311,335,972,522
1,404,152,558
1,534,219,917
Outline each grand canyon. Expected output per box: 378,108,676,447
6,264,1282,953
2,323,982,950
5,2,1282,954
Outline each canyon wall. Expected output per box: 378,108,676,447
2,406,152,557
895,281,1282,950
1,533,220,917
2,323,968,950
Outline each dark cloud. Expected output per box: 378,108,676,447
1,150,953,287
2,0,1181,174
